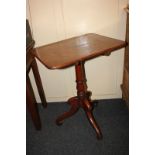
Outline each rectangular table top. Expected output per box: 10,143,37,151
34,33,126,69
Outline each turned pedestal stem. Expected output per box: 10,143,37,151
75,62,103,139
56,61,103,139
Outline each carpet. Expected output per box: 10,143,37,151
27,99,129,155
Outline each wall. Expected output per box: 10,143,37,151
27,0,128,102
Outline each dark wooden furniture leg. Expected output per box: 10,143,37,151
56,62,103,139
26,76,41,130
31,59,47,108
56,97,80,125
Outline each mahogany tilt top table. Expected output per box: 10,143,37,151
34,33,126,139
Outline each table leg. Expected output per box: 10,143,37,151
26,76,41,130
56,97,79,125
31,59,47,108
75,62,103,139
56,61,103,139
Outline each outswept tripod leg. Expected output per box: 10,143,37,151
85,91,98,109
56,97,80,125
83,99,102,139
85,110,103,139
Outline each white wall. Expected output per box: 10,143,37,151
27,0,128,102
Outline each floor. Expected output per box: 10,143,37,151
27,99,129,155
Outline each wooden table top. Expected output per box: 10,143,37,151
34,33,126,69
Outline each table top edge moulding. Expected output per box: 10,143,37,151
34,33,127,69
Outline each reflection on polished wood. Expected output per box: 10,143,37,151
34,33,126,139
34,33,126,69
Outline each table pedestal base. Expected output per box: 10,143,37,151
56,62,103,139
